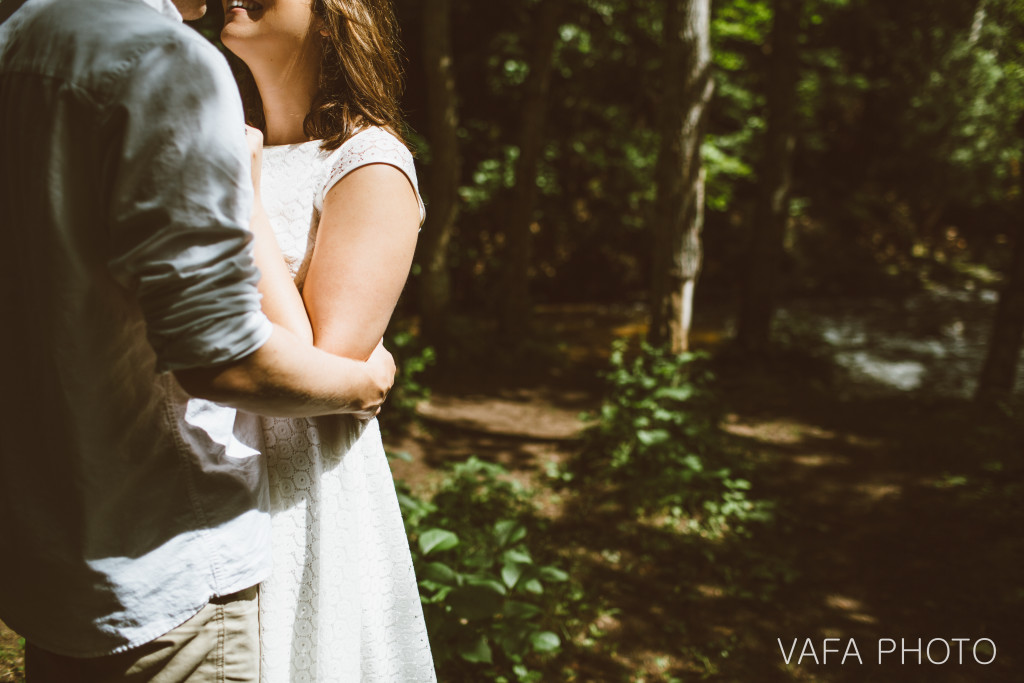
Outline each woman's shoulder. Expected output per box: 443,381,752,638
316,126,424,222
328,126,413,166
320,126,416,186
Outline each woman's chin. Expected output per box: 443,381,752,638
220,29,251,58
222,9,260,40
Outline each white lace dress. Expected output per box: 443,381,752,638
249,127,435,683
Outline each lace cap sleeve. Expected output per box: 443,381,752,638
315,127,426,226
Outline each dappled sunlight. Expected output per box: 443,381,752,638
825,595,879,626
722,417,839,447
610,321,648,339
722,418,822,445
589,612,623,637
852,482,903,503
695,583,727,599
416,394,584,441
790,454,852,467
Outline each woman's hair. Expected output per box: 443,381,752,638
233,0,407,151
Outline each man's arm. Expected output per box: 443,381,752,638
104,36,390,417
175,326,393,419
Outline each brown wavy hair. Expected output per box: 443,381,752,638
232,0,407,151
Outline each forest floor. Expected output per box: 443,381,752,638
1,302,1021,683
387,303,1024,682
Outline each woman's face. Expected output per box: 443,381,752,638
221,0,322,69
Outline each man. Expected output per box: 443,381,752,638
0,0,397,679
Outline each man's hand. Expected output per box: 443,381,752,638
354,340,396,420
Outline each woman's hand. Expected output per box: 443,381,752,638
245,125,264,195
355,340,397,420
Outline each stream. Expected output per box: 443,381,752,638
771,285,1021,399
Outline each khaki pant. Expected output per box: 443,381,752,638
25,586,259,683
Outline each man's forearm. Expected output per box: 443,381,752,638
174,325,385,418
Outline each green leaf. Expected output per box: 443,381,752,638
419,528,459,555
502,563,524,588
420,586,453,604
460,635,493,664
494,520,528,547
523,578,544,594
637,429,670,446
538,566,569,582
503,600,542,619
386,450,413,462
655,385,694,402
502,548,533,565
420,562,458,586
465,577,508,595
448,585,505,620
530,631,561,653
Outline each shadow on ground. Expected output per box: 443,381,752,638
391,305,1023,681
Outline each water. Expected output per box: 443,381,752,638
771,286,1021,398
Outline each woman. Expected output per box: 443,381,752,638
221,0,436,680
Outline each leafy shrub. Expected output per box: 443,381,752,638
381,331,435,435
399,457,570,682
568,341,771,533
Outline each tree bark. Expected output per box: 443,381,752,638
498,0,562,336
417,0,460,345
976,137,1024,400
649,0,714,353
736,0,801,353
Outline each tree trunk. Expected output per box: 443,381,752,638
649,0,714,353
976,148,1024,400
736,0,801,353
498,0,561,337
417,0,460,345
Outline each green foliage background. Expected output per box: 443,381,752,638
392,0,1023,308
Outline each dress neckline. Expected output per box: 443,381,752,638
263,139,323,152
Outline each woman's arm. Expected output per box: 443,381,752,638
301,163,421,361
173,129,396,419
244,126,315,344
250,201,314,344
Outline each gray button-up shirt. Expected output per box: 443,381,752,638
0,0,275,657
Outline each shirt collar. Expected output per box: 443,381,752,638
138,0,183,22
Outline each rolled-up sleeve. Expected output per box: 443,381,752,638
105,38,271,372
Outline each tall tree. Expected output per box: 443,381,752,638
649,0,714,352
417,0,460,345
977,116,1024,401
735,0,801,353
498,0,562,336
